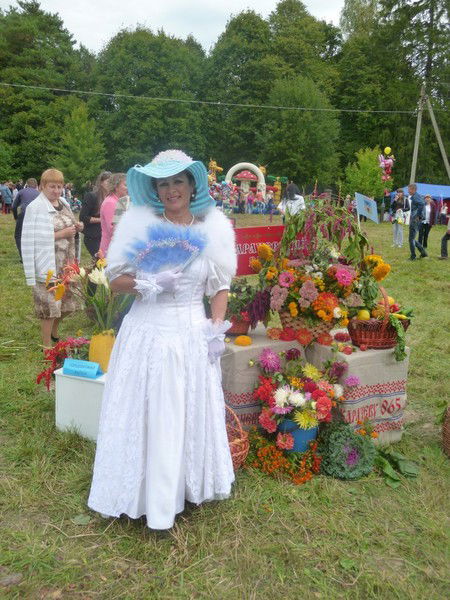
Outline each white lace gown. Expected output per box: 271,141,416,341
87,255,235,529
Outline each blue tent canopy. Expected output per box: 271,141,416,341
392,183,450,200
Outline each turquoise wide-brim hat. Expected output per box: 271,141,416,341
126,150,215,216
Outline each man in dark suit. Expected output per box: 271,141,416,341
407,183,427,260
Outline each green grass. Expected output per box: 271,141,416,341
0,213,449,599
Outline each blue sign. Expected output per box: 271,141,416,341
63,358,103,379
355,192,379,223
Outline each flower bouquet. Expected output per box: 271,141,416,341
46,257,133,371
249,242,353,338
225,279,256,335
247,346,360,484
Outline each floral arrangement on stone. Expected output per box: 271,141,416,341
37,336,90,390
249,241,356,338
246,346,360,484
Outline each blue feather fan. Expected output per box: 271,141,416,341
126,222,207,274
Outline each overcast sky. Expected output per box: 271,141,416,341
0,0,345,54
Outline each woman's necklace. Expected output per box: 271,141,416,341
163,211,194,226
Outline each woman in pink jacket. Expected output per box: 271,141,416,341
99,173,127,255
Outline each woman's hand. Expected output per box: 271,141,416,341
55,225,76,240
75,221,84,233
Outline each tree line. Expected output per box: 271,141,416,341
0,0,448,194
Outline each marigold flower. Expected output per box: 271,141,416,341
265,266,278,281
250,257,262,273
257,243,273,261
289,376,303,389
288,301,298,317
372,263,391,281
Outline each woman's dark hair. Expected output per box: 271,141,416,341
151,170,196,201
93,171,112,208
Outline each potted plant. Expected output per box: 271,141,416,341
47,258,133,372
225,279,256,335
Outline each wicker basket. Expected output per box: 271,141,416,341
279,311,334,338
348,286,410,349
227,317,251,336
226,405,249,470
443,406,450,458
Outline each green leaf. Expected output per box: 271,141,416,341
71,514,92,526
385,477,401,489
340,558,356,570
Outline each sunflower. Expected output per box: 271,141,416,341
257,243,273,262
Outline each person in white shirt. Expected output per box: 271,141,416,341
418,194,436,249
286,194,305,216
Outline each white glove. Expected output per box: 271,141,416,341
204,319,232,364
134,270,182,302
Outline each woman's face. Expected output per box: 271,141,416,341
155,172,194,214
42,181,64,203
100,178,110,193
115,178,127,198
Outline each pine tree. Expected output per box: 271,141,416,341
54,103,105,191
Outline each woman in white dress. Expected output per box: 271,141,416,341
88,150,236,530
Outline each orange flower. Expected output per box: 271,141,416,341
53,283,66,301
266,327,282,340
234,335,252,346
297,328,313,345
288,301,298,317
373,263,391,281
265,266,278,281
250,257,262,273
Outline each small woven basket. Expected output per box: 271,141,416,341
226,405,249,470
227,317,251,336
279,312,334,338
348,286,410,349
443,406,450,458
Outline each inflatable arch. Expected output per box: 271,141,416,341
224,162,266,195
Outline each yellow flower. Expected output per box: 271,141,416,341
257,243,273,262
289,377,303,389
265,266,278,281
53,283,66,301
372,263,391,281
96,257,107,268
293,408,318,430
45,270,54,286
364,254,383,266
288,301,298,317
280,258,290,270
340,317,349,327
302,363,322,381
317,309,327,320
250,257,262,273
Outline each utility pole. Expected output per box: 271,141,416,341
425,95,450,181
410,86,425,184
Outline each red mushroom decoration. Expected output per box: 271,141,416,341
235,170,258,193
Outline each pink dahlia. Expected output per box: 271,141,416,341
259,408,277,433
259,348,282,372
335,266,356,286
276,432,294,450
278,271,295,288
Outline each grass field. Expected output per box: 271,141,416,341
0,212,449,599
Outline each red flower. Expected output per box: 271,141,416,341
280,327,297,341
303,381,318,393
359,344,368,351
276,432,294,450
253,376,277,406
316,332,333,346
296,328,314,345
312,389,327,401
259,408,277,433
342,346,353,355
316,396,332,421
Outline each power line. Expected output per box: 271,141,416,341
0,81,437,115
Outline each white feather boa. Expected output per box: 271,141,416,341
106,205,237,280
